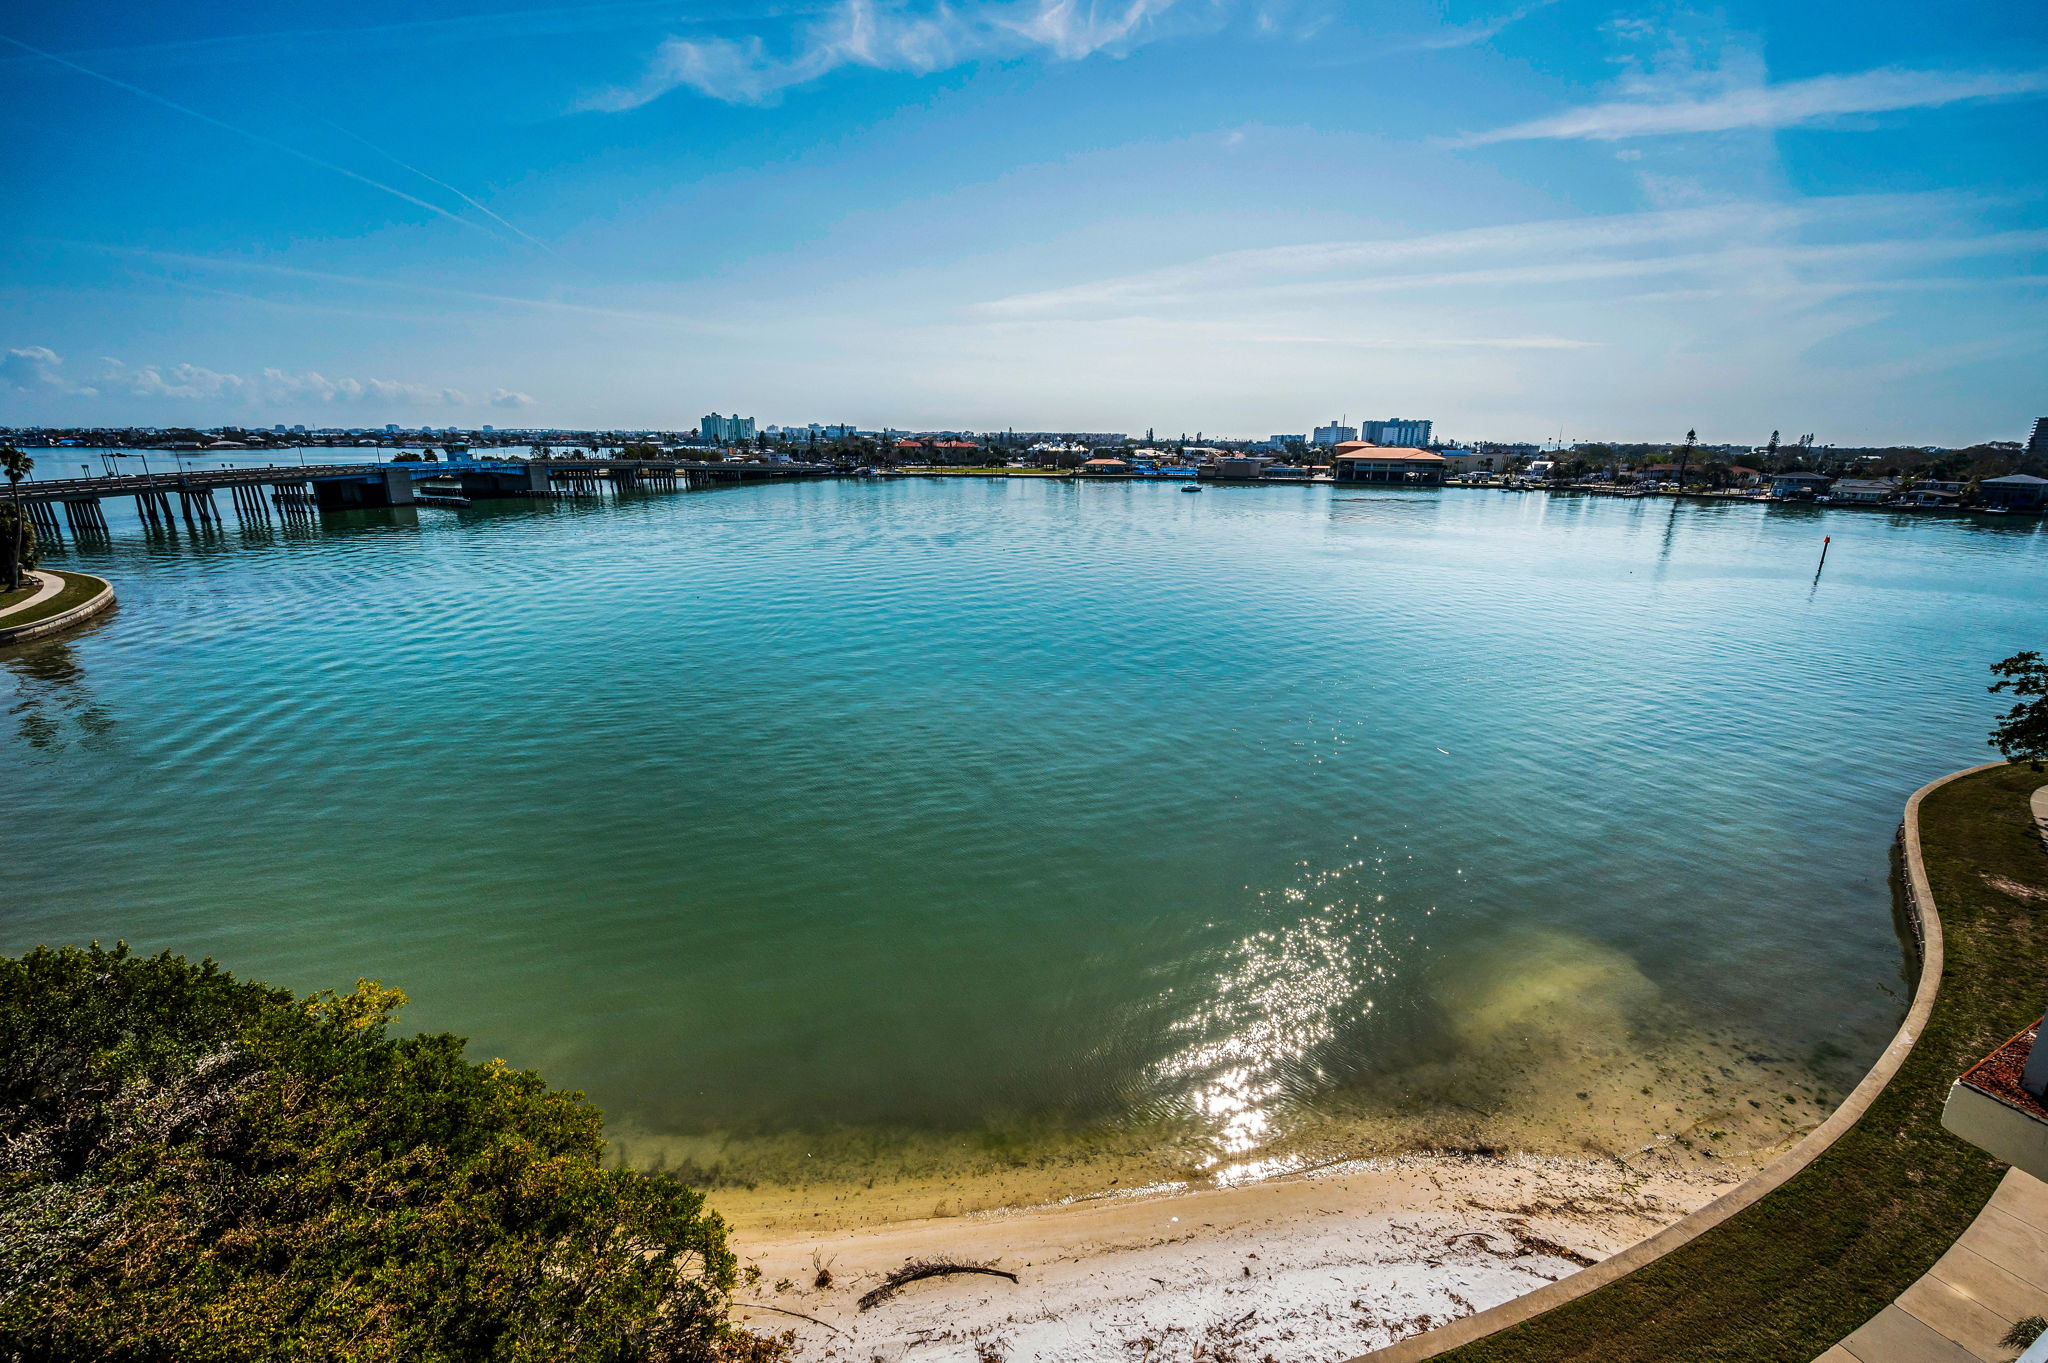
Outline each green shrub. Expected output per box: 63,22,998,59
0,943,779,1363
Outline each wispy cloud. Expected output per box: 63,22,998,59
979,196,1980,317
0,344,533,409
1403,0,1556,52
589,0,1198,109
1456,65,2048,144
51,240,723,332
1244,331,1601,349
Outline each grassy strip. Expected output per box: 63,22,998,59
1433,762,2046,1363
0,571,108,630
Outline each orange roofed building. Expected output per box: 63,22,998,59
1329,442,1447,485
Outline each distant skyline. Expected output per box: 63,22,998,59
2,0,2044,443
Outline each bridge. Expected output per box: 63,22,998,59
8,457,834,538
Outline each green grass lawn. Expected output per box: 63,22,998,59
1432,761,2047,1363
0,571,108,630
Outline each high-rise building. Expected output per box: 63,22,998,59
2029,417,2047,460
700,412,757,443
1313,422,1357,446
1359,418,1432,447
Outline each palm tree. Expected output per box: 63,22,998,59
1675,428,1697,488
1,445,33,593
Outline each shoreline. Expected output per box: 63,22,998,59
696,1010,1848,1360
731,1145,1782,1361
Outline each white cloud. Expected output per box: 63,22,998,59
1457,65,2048,144
99,358,474,406
0,347,530,410
589,0,1199,108
0,345,95,395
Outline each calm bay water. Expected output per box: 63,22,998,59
5,478,2042,1212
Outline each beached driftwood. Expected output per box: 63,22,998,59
734,1302,844,1335
857,1258,1020,1311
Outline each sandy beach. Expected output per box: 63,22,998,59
732,1146,1770,1362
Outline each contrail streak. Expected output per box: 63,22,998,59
50,238,721,331
323,120,557,255
0,32,514,244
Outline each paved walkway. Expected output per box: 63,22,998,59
0,571,58,621
1818,1168,2048,1363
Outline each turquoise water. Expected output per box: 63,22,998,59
4,479,2041,1208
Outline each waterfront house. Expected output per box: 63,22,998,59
1831,478,1900,504
1204,455,1273,481
1076,457,1135,477
1977,474,2048,511
1895,481,1964,508
1770,471,1832,500
1329,443,1446,485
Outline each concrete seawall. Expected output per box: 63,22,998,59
0,572,117,645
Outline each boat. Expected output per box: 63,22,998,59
1181,485,1202,493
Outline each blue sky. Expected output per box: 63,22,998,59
2,0,2044,442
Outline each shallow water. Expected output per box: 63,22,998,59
4,476,2040,1214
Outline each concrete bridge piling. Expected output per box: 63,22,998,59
25,500,62,541
228,482,272,523
60,499,109,536
177,489,220,528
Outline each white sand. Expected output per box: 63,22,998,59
735,1150,1753,1362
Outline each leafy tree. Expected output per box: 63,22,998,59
1990,652,2048,769
0,943,780,1363
0,504,36,591
1,445,32,592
